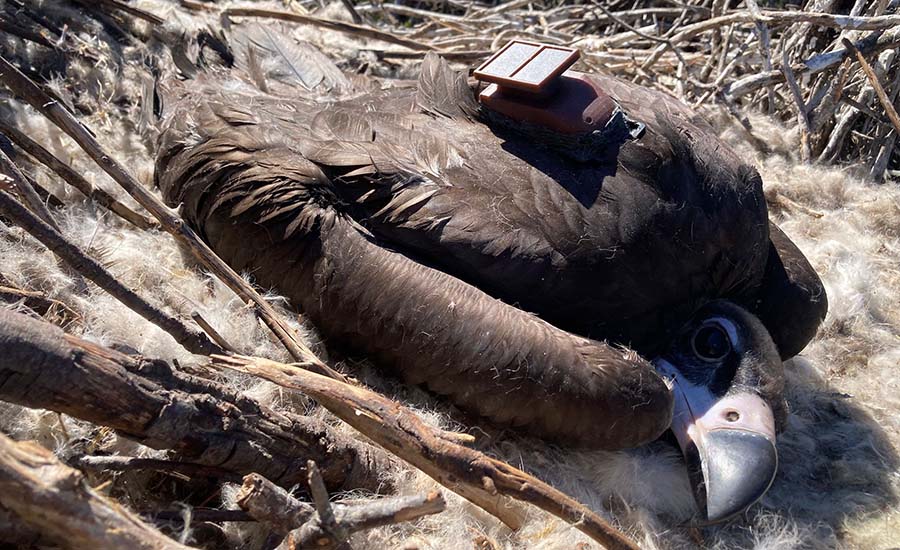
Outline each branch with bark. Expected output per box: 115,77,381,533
70,454,244,483
0,146,89,290
0,433,197,550
0,308,391,493
0,505,51,547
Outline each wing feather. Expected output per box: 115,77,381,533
232,24,350,93
415,53,478,120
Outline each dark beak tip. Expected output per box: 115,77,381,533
697,429,778,525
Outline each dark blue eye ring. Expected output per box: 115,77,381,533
692,324,731,362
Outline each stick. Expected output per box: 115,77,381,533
0,118,158,230
178,0,218,13
214,354,641,550
152,509,253,523
94,0,165,25
0,54,347,382
236,472,446,547
0,308,392,493
365,3,470,23
841,95,891,126
780,0,839,61
307,492,445,539
0,145,60,231
0,148,89,291
305,461,348,546
781,47,812,162
71,455,244,483
287,494,444,549
190,311,238,354
237,473,313,535
23,171,64,208
224,6,434,52
0,434,197,550
338,0,363,24
697,9,900,35
766,189,824,219
373,49,491,61
817,47,896,162
0,505,51,547
643,9,900,71
0,282,80,325
804,26,900,73
745,0,776,114
869,64,900,181
843,37,900,137
0,188,222,356
726,26,900,100
0,19,57,49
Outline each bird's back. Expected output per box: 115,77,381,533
156,52,770,353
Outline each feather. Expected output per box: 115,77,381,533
416,53,478,120
232,24,350,93
139,74,160,140
342,165,378,179
301,140,373,167
244,44,269,93
169,38,198,79
197,28,234,68
372,188,438,222
310,108,374,142
210,103,257,126
153,46,824,466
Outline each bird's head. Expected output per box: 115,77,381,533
653,300,787,524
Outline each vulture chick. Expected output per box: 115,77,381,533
155,36,827,524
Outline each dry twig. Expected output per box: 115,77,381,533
0,282,80,325
224,6,433,51
0,118,157,230
190,310,238,354
71,455,244,483
0,147,59,231
843,37,900,137
238,469,446,549
0,188,222,356
0,148,89,291
781,46,812,162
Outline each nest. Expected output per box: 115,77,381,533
1,1,899,550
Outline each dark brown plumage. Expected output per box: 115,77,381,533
154,39,826,457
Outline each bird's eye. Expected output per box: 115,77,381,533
691,324,731,362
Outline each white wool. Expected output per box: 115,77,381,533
1,2,899,549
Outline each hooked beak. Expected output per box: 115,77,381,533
658,362,778,524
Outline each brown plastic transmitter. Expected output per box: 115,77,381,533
474,40,616,135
